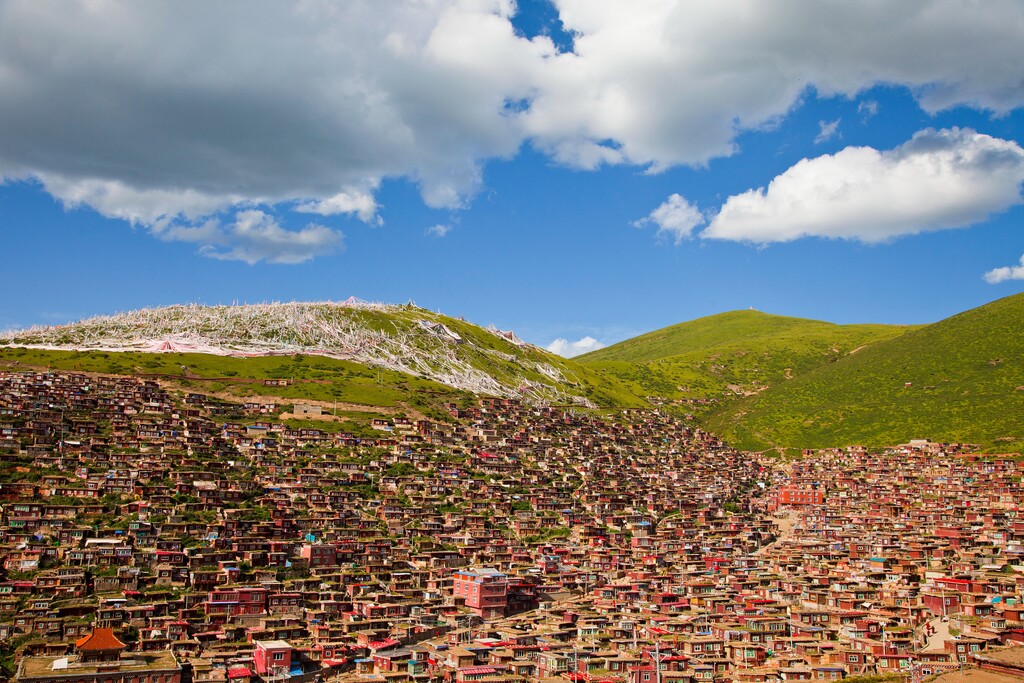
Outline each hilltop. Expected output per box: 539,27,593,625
0,300,643,411
4,294,1023,452
578,309,911,406
703,293,1024,452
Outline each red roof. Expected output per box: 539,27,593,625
367,638,400,650
227,667,252,679
76,628,126,651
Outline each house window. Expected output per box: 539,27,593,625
274,652,286,661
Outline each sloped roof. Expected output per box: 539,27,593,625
75,628,126,651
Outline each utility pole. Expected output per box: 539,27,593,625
654,637,661,683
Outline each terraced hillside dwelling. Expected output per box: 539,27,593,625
2,368,1023,683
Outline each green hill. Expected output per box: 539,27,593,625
6,294,1022,452
703,293,1024,452
0,301,645,412
579,310,911,406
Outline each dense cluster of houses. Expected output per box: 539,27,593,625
1,369,1024,683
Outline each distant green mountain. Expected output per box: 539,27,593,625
702,293,1024,452
579,309,911,406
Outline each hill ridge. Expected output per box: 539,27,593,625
704,292,1024,451
578,306,911,406
0,300,634,407
580,308,905,362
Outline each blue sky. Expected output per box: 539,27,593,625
1,1,1023,355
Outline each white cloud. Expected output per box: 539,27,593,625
39,174,343,263
858,100,879,120
37,174,243,228
523,0,1024,171
634,193,705,243
161,210,343,264
0,1,1022,255
0,1,540,237
700,128,1024,244
427,224,452,238
295,188,381,224
814,119,841,144
546,336,606,358
984,255,1024,284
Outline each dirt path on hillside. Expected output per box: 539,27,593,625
754,508,800,556
160,380,428,421
774,509,799,537
922,616,953,652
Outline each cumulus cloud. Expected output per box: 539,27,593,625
427,224,452,238
700,128,1024,244
38,175,243,229
161,210,343,265
523,0,1024,170
0,0,541,255
0,1,1022,258
814,119,841,144
546,336,606,358
634,194,705,243
984,255,1024,284
295,188,381,224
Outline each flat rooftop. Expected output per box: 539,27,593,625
19,652,180,681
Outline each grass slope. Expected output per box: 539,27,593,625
404,314,645,408
705,293,1024,452
0,347,470,438
579,310,910,405
0,347,466,417
0,303,645,412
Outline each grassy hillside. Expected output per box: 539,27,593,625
0,302,646,411
705,293,1024,452
9,294,1022,451
579,310,910,406
0,347,467,419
